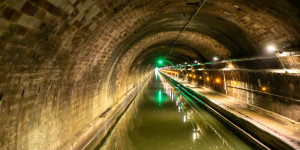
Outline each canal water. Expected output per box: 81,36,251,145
95,72,257,150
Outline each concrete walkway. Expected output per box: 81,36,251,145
163,73,300,150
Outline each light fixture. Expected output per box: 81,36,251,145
267,45,277,52
158,60,163,64
199,76,202,79
215,78,221,83
194,60,198,63
233,81,237,85
206,77,210,81
213,57,219,61
193,75,196,78
261,86,267,91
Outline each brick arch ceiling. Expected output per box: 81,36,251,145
1,0,300,149
1,0,299,81
99,0,300,80
96,0,300,96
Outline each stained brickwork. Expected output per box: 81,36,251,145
0,0,299,149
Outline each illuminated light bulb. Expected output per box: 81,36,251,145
261,86,267,91
215,78,221,83
183,115,186,122
206,77,210,81
233,81,237,85
213,57,219,61
158,60,163,64
190,74,192,77
267,45,277,52
193,75,196,78
199,76,202,79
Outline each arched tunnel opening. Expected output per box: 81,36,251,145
0,0,300,149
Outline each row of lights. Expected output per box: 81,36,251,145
182,44,286,66
231,81,267,92
185,57,219,65
164,44,293,70
186,74,221,83
164,70,269,92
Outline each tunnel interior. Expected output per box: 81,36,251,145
0,0,300,149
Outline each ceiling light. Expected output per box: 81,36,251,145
158,60,163,64
267,45,277,52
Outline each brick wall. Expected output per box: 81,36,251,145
0,0,299,149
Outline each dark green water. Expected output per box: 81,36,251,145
97,72,256,150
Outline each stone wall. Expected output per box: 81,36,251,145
0,0,299,149
175,57,300,121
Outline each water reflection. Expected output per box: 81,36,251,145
96,73,256,150
155,67,158,83
155,89,165,106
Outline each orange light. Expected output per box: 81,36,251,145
193,75,196,78
206,77,210,81
199,76,202,79
215,78,221,83
261,86,267,91
233,81,237,85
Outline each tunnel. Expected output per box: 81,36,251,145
0,0,300,149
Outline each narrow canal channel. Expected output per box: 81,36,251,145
94,72,258,150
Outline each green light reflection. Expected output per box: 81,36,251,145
155,89,166,106
155,67,158,81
